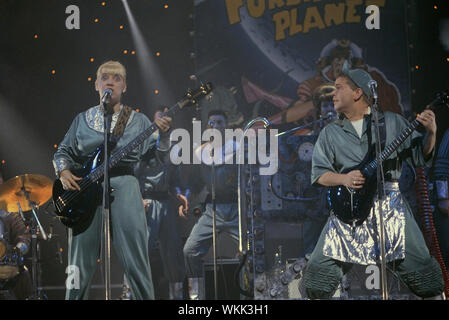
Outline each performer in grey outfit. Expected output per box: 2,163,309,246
53,61,172,300
301,61,444,299
182,110,240,300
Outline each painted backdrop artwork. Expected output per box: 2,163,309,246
194,0,411,129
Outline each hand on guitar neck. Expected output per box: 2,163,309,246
154,107,172,133
416,109,437,157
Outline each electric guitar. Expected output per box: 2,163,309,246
52,83,213,229
327,89,449,226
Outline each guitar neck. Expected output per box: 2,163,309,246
362,90,448,173
88,100,186,182
365,111,430,172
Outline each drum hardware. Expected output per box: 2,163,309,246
0,174,52,213
0,174,53,300
0,218,21,291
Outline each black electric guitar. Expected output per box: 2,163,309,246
52,83,213,229
327,89,449,226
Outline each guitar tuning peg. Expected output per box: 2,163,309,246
206,92,214,102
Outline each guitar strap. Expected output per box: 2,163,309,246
367,111,386,151
110,105,133,145
378,111,386,150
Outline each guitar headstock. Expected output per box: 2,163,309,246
183,82,213,107
428,88,449,110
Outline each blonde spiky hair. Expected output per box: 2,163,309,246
96,60,127,82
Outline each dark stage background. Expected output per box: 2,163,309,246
0,0,448,300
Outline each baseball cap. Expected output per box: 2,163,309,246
341,61,373,99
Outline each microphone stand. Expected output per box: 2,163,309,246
275,112,335,137
237,118,271,296
210,140,218,300
102,98,113,300
371,87,388,300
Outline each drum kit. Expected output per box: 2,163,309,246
0,173,57,300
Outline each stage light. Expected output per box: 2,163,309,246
90,58,95,62
88,77,92,82
102,2,106,6
131,50,136,55
53,144,58,149
51,69,56,75
415,65,419,70
154,90,159,95
164,4,168,9
136,109,140,113
446,58,449,62
1,160,5,165
121,0,174,104
156,52,160,56
120,25,124,29
34,34,38,39
94,18,99,23
123,49,128,54
434,5,438,10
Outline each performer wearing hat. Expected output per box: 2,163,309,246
301,61,444,299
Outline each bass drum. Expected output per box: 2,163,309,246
0,248,20,283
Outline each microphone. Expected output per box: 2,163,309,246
323,111,336,120
368,80,378,100
101,88,113,105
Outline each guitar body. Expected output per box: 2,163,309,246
52,148,103,229
327,89,449,226
51,83,214,229
327,160,378,226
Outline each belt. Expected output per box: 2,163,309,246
109,166,135,178
384,181,399,191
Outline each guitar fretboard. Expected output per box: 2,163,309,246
87,102,182,183
365,118,421,171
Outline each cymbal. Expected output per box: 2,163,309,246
0,174,53,213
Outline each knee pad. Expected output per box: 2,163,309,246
400,258,445,298
302,262,342,299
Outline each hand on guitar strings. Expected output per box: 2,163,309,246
60,170,82,191
344,170,365,189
